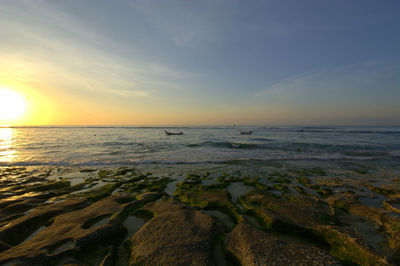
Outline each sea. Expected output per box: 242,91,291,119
1,125,400,167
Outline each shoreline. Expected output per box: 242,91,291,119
0,160,399,265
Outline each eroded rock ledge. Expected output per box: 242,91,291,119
0,164,399,265
129,201,217,265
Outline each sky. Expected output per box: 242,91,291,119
0,0,399,126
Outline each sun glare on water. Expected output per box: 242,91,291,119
0,89,26,122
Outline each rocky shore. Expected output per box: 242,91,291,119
0,161,399,265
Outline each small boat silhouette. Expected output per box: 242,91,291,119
165,130,183,135
239,130,252,135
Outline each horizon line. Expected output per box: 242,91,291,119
2,124,400,128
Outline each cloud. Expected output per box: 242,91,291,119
0,0,198,100
254,63,400,107
129,0,229,47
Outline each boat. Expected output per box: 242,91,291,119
239,130,252,135
165,130,183,135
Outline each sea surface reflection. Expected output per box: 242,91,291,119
0,127,16,163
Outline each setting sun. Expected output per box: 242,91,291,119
0,89,26,121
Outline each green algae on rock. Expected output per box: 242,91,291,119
0,163,399,265
314,225,391,265
129,201,217,265
227,217,340,266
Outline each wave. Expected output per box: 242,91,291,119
184,140,394,153
343,151,389,157
185,141,261,149
271,128,400,135
102,141,139,146
2,153,399,167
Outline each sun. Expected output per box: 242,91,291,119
0,89,26,121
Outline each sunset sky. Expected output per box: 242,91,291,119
1,0,399,126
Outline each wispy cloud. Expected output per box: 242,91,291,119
0,0,197,100
254,63,400,107
130,0,228,47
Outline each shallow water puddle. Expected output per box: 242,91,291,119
344,218,388,255
48,240,76,255
89,217,110,229
69,177,84,186
164,180,179,196
201,178,218,186
226,182,252,203
358,195,386,209
203,210,235,231
22,226,46,243
123,216,146,240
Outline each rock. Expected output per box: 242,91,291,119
226,217,340,265
176,187,230,208
175,188,240,222
100,246,117,266
0,197,88,246
129,201,216,265
136,191,160,202
0,195,127,265
328,193,400,251
0,240,9,252
240,190,333,230
315,225,391,265
383,200,400,214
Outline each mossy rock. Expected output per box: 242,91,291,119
227,217,340,265
113,167,136,177
0,195,128,265
239,190,334,231
144,177,173,192
296,176,313,187
98,169,113,179
24,180,71,192
329,193,400,252
317,186,334,196
86,183,121,202
367,185,398,198
315,225,391,265
293,185,306,195
297,167,327,176
129,201,217,265
175,188,240,222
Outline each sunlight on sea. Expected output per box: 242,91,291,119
0,127,16,163
0,126,399,166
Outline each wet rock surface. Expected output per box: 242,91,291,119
129,201,217,265
240,189,333,230
227,217,340,266
314,225,391,265
0,162,399,265
0,195,126,264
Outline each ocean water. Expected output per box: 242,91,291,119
0,126,400,166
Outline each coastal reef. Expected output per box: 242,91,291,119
0,161,399,265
